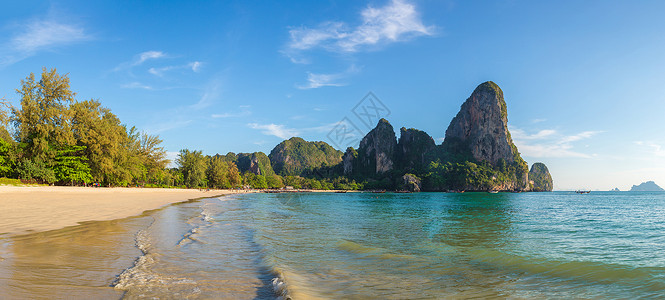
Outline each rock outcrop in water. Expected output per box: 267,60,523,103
629,181,664,191
529,162,553,191
437,81,530,191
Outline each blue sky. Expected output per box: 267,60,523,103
1,0,665,190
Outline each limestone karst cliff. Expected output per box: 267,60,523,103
529,162,553,191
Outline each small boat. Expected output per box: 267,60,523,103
488,190,499,194
372,190,386,194
575,190,591,194
334,190,347,193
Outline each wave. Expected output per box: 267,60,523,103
466,247,665,291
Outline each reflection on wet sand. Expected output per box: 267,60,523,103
0,214,153,299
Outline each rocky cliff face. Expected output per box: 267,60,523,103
236,152,274,176
269,137,342,176
443,81,529,190
529,162,553,191
342,147,357,175
444,81,517,164
354,118,397,175
397,127,436,172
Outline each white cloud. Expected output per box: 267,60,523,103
189,61,202,72
113,50,167,72
136,51,166,65
510,127,602,158
297,65,360,89
287,0,432,54
248,123,299,139
2,19,91,65
149,61,202,76
297,72,346,89
635,141,665,157
120,82,153,90
11,20,90,53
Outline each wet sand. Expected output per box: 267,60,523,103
0,186,244,236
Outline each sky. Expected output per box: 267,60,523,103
1,0,665,191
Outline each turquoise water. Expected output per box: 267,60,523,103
113,191,665,298
4,191,664,299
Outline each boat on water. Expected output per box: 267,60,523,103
334,190,348,193
488,190,499,194
575,190,591,194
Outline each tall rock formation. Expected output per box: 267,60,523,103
397,127,436,172
444,81,519,164
352,118,397,176
442,81,529,191
269,137,342,176
529,162,553,191
236,152,274,176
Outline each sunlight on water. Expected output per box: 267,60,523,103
1,192,665,299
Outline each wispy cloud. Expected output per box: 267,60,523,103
190,79,221,110
211,106,251,118
510,127,602,158
297,65,360,89
136,51,166,65
635,141,665,157
2,19,91,65
149,61,202,76
120,82,153,90
248,123,300,139
287,0,433,56
113,50,167,71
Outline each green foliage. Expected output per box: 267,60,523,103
242,172,268,189
11,68,75,163
16,158,56,184
236,152,274,176
269,137,342,176
0,177,23,185
53,145,92,185
265,174,284,189
0,137,12,177
177,149,207,188
207,156,230,189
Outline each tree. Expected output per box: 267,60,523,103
265,174,284,189
11,68,75,163
177,149,207,188
207,156,230,189
227,161,241,188
0,137,12,177
53,145,92,185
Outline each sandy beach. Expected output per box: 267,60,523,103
0,185,244,236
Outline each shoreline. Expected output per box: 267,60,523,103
0,185,252,237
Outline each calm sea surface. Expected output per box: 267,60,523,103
1,192,665,299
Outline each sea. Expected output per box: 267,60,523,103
1,191,665,299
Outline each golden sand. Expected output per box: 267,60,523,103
0,185,243,236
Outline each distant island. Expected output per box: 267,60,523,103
610,187,620,192
629,181,664,192
0,69,552,192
